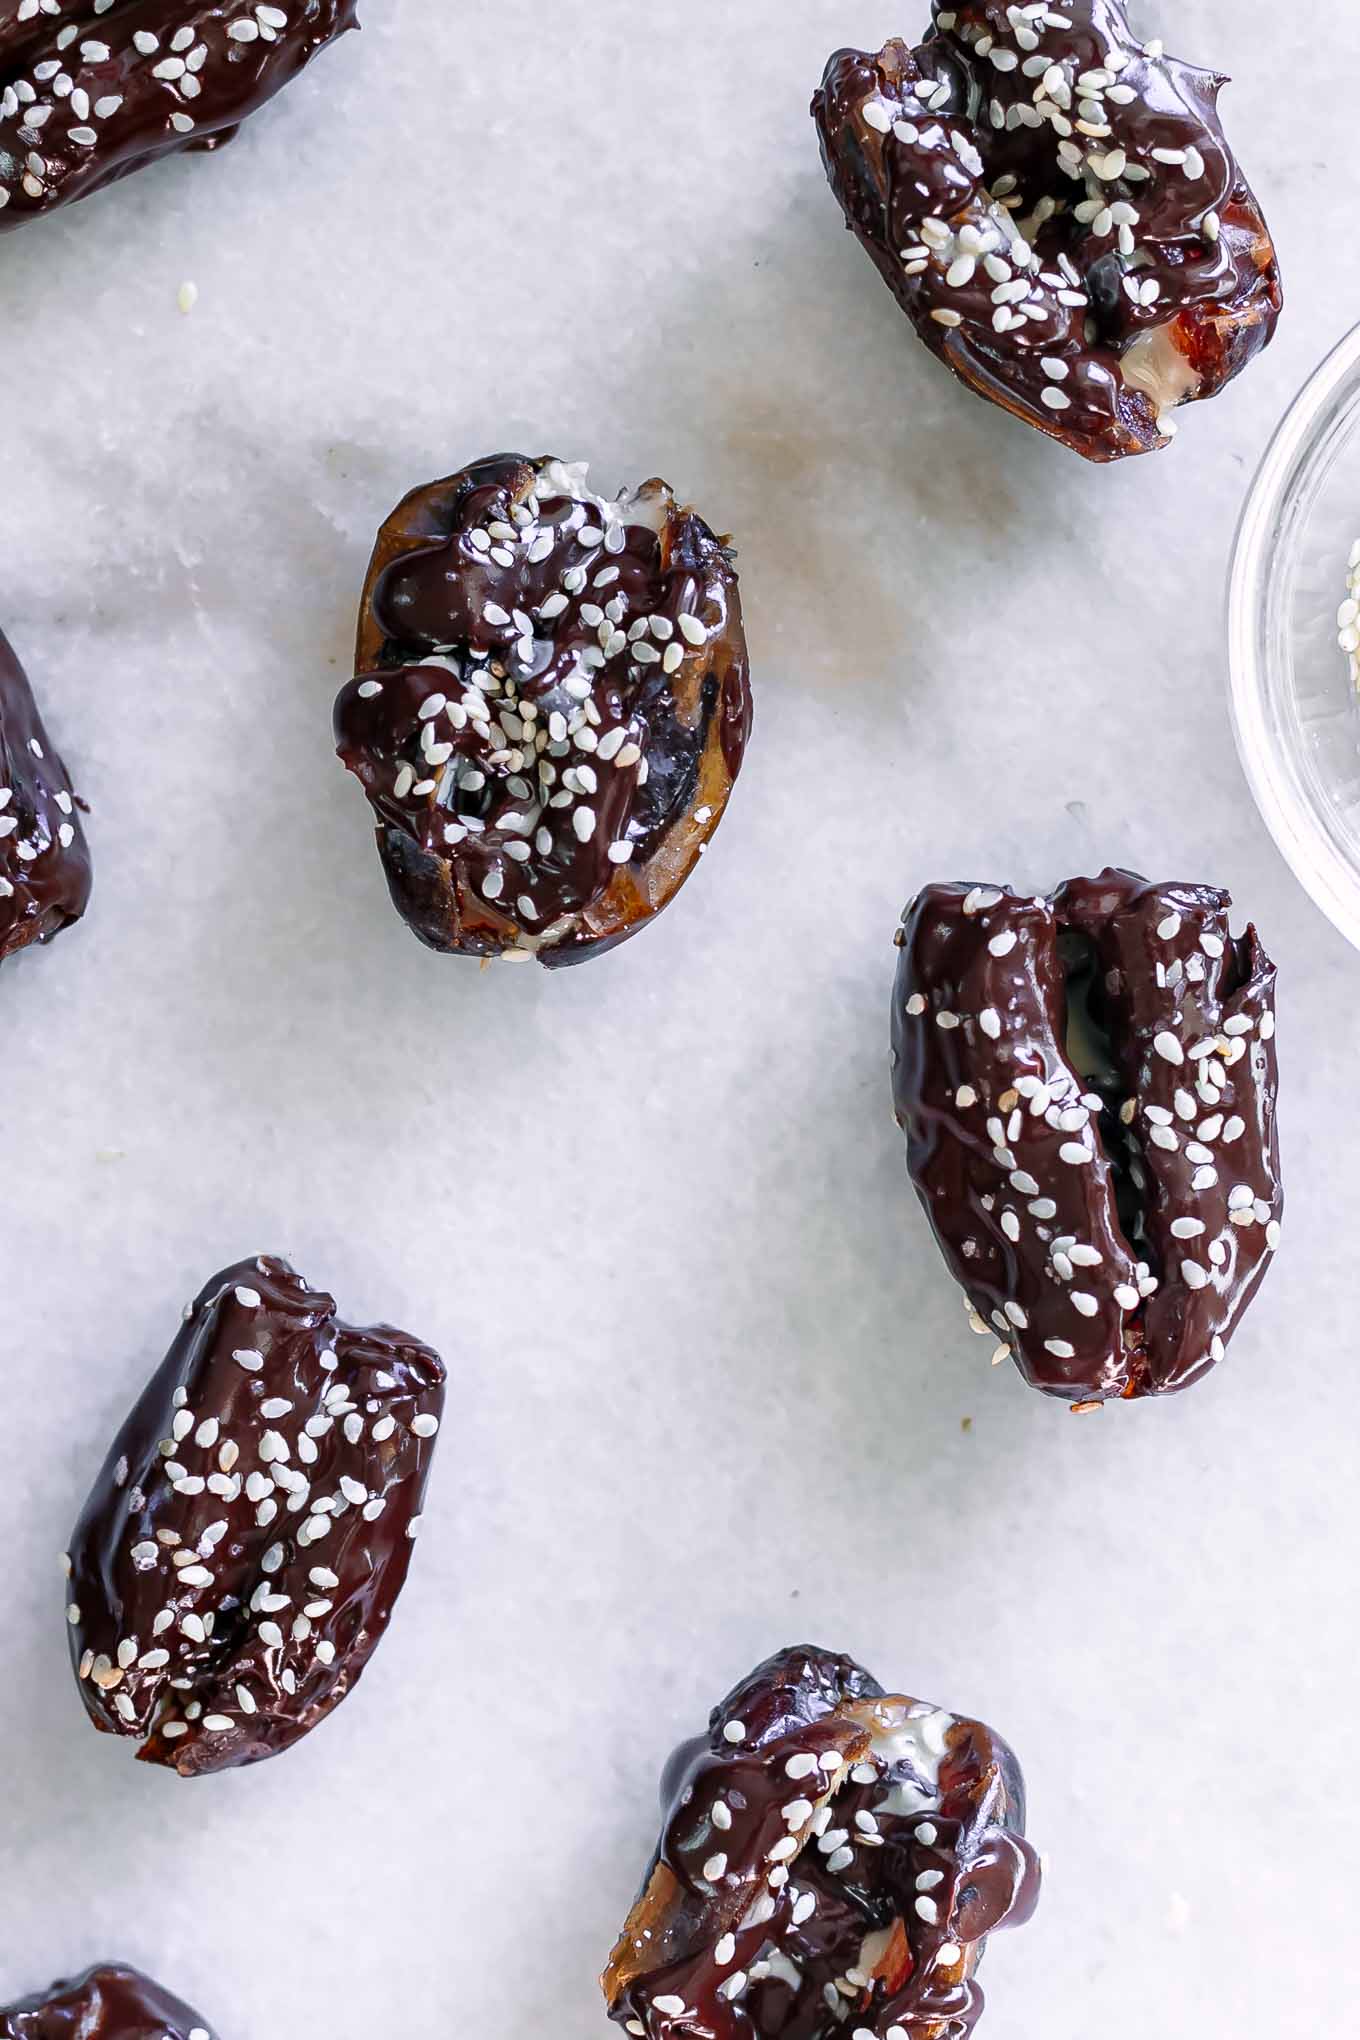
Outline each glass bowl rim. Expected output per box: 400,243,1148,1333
1227,319,1360,952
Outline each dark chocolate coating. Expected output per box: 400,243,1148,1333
812,2,1281,461
66,1254,445,1775
334,453,752,969
892,870,1283,1402
0,1963,214,2038
603,1646,1039,2040
0,624,91,963
0,1,356,233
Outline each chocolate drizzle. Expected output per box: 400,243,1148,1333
0,1963,215,2038
812,2,1281,461
603,1646,1039,2040
0,624,91,965
335,453,752,968
0,1,357,234
66,1254,445,1775
892,870,1283,1402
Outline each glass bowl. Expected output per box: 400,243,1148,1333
1228,321,1360,950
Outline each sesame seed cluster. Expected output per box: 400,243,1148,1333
0,1963,215,2039
891,869,1283,1404
1339,540,1360,694
603,1647,1039,2040
334,452,752,967
812,1,1281,460
0,624,91,963
0,0,356,230
64,1254,445,1777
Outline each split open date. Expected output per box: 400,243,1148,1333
813,2,1281,460
603,1645,1039,2040
0,625,90,966
335,453,752,968
1,1963,215,2039
892,868,1283,1403
65,1254,445,1775
1,2,356,234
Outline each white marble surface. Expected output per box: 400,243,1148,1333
2,3,1357,2035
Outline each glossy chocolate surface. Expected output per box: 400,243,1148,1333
0,1963,214,2039
0,1,356,233
66,1254,444,1775
812,2,1281,461
0,625,91,964
335,453,752,968
892,870,1283,1402
603,1646,1039,2040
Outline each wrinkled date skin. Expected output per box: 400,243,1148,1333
0,1963,215,2039
602,1646,1039,2040
812,1,1281,461
66,1254,445,1775
0,625,91,964
334,453,753,968
0,1,357,234
892,870,1283,1404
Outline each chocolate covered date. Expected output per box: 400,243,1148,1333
603,1646,1039,2040
334,453,752,968
0,1963,214,2039
0,1,356,234
65,1254,444,1775
1,624,91,964
812,3,1281,461
892,869,1283,1403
